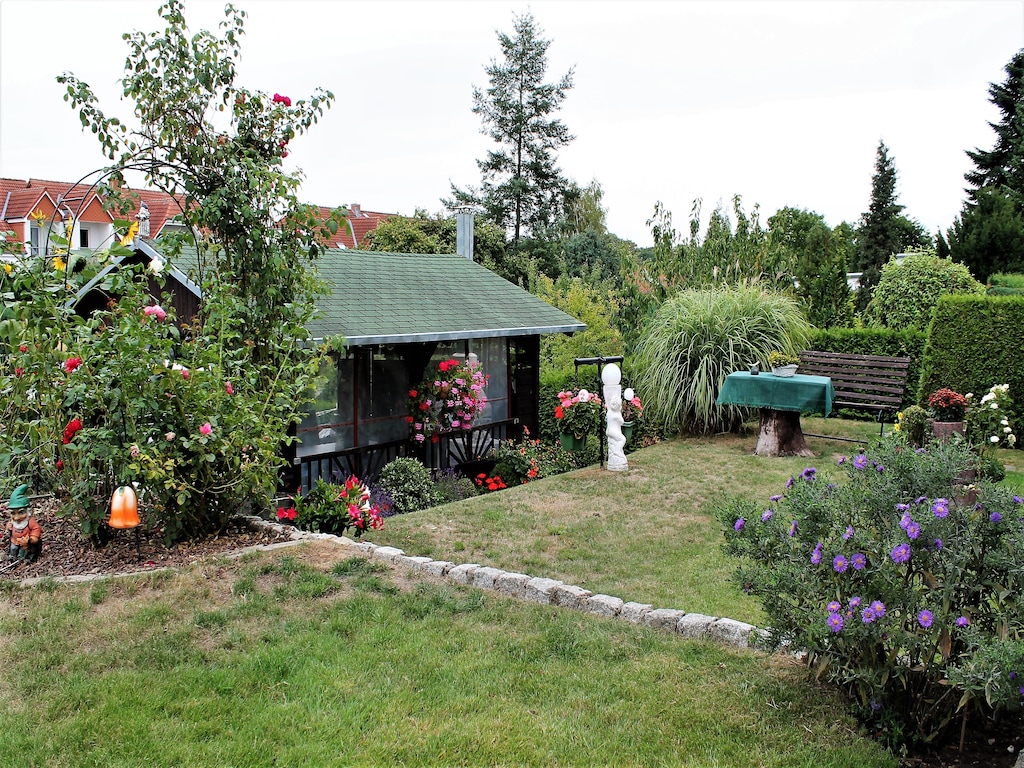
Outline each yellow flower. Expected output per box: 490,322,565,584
53,256,66,271
120,220,140,247
2,263,11,275
30,209,46,224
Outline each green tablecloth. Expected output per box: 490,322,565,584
716,371,835,416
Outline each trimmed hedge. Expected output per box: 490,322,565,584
919,294,1024,409
806,327,928,408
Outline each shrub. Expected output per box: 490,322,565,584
634,285,811,434
432,468,479,504
987,272,1024,295
965,384,1017,480
894,405,929,448
283,476,383,536
491,429,576,485
377,457,438,515
719,436,1024,747
866,251,984,330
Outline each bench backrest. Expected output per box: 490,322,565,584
798,350,911,415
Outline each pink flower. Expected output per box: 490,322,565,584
272,93,292,107
199,422,212,436
143,305,167,322
165,431,176,441
225,381,234,395
64,356,82,373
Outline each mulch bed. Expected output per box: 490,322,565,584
1,496,292,582
2,499,1021,767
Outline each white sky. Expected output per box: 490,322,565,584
2,0,1022,246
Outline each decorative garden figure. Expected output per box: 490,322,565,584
3,484,42,563
602,364,628,471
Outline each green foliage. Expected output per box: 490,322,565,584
947,186,1024,283
964,384,1017,479
807,327,928,408
431,469,479,504
918,294,1024,414
0,2,336,541
618,197,796,349
634,285,811,434
720,436,1024,747
287,477,384,537
490,432,575,486
865,251,984,329
793,225,855,328
988,272,1024,293
447,12,575,245
377,457,438,515
894,406,929,448
965,49,1024,203
362,210,508,268
535,276,623,372
853,140,931,310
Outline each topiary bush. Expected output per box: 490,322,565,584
720,435,1024,748
377,457,438,515
634,285,811,434
866,251,984,330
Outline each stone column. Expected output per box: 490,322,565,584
603,363,628,471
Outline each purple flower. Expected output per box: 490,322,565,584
990,512,1002,523
891,543,911,564
801,467,817,481
869,699,882,711
853,454,868,470
837,456,847,466
851,553,867,570
870,600,886,618
932,499,949,518
827,601,841,613
861,606,877,623
917,609,934,628
761,509,773,522
906,521,921,540
895,503,910,513
914,496,927,505
934,538,943,550
833,555,849,573
875,464,885,474
843,526,854,541
734,518,745,531
786,477,794,488
827,612,844,633
811,544,822,565
769,494,783,502
1013,496,1022,504
955,616,969,628
1019,686,1024,697
789,520,798,537
899,513,912,530
914,447,927,454
849,596,861,609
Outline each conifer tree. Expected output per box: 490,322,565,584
447,12,574,246
964,49,1024,202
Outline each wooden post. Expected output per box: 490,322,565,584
754,408,814,457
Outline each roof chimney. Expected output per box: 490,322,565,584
456,208,474,261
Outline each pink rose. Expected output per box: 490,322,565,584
225,381,234,395
182,369,189,380
199,422,212,436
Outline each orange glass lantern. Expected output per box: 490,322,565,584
108,486,140,529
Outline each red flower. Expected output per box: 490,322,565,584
55,460,63,472
62,417,83,445
64,357,82,373
18,344,27,353
14,367,23,377
555,405,564,420
405,416,414,423
409,389,418,398
272,93,292,107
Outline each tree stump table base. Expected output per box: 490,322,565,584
754,408,814,457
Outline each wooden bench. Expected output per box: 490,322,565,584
798,350,912,438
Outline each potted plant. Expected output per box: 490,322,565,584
555,388,603,451
620,387,642,443
927,387,967,441
767,351,800,377
408,358,488,443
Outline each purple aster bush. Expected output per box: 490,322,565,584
718,433,1024,746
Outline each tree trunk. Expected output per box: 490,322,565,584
754,408,813,457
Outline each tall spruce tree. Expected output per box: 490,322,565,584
964,49,1024,202
447,12,574,246
853,140,928,310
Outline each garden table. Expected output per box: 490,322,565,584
715,371,835,457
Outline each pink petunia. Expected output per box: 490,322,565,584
199,422,212,436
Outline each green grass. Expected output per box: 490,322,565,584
0,546,894,767
0,420,936,767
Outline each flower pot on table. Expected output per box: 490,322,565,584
771,365,799,378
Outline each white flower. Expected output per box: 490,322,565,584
990,402,999,410
990,435,1000,443
1001,418,1010,426
1005,426,1014,434
578,388,591,402
981,393,994,403
1009,434,1017,446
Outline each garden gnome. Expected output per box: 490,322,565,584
4,484,42,563
602,363,628,471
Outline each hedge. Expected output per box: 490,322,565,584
918,294,1024,410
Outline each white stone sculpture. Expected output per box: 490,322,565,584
602,363,627,471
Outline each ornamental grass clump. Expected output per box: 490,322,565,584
720,435,1024,748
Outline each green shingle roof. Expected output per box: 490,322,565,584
309,249,585,345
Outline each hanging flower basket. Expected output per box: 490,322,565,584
408,358,488,443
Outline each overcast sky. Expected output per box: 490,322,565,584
2,0,1022,246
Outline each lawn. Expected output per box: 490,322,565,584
3,418,974,767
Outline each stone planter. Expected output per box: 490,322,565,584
930,420,965,442
771,365,798,378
